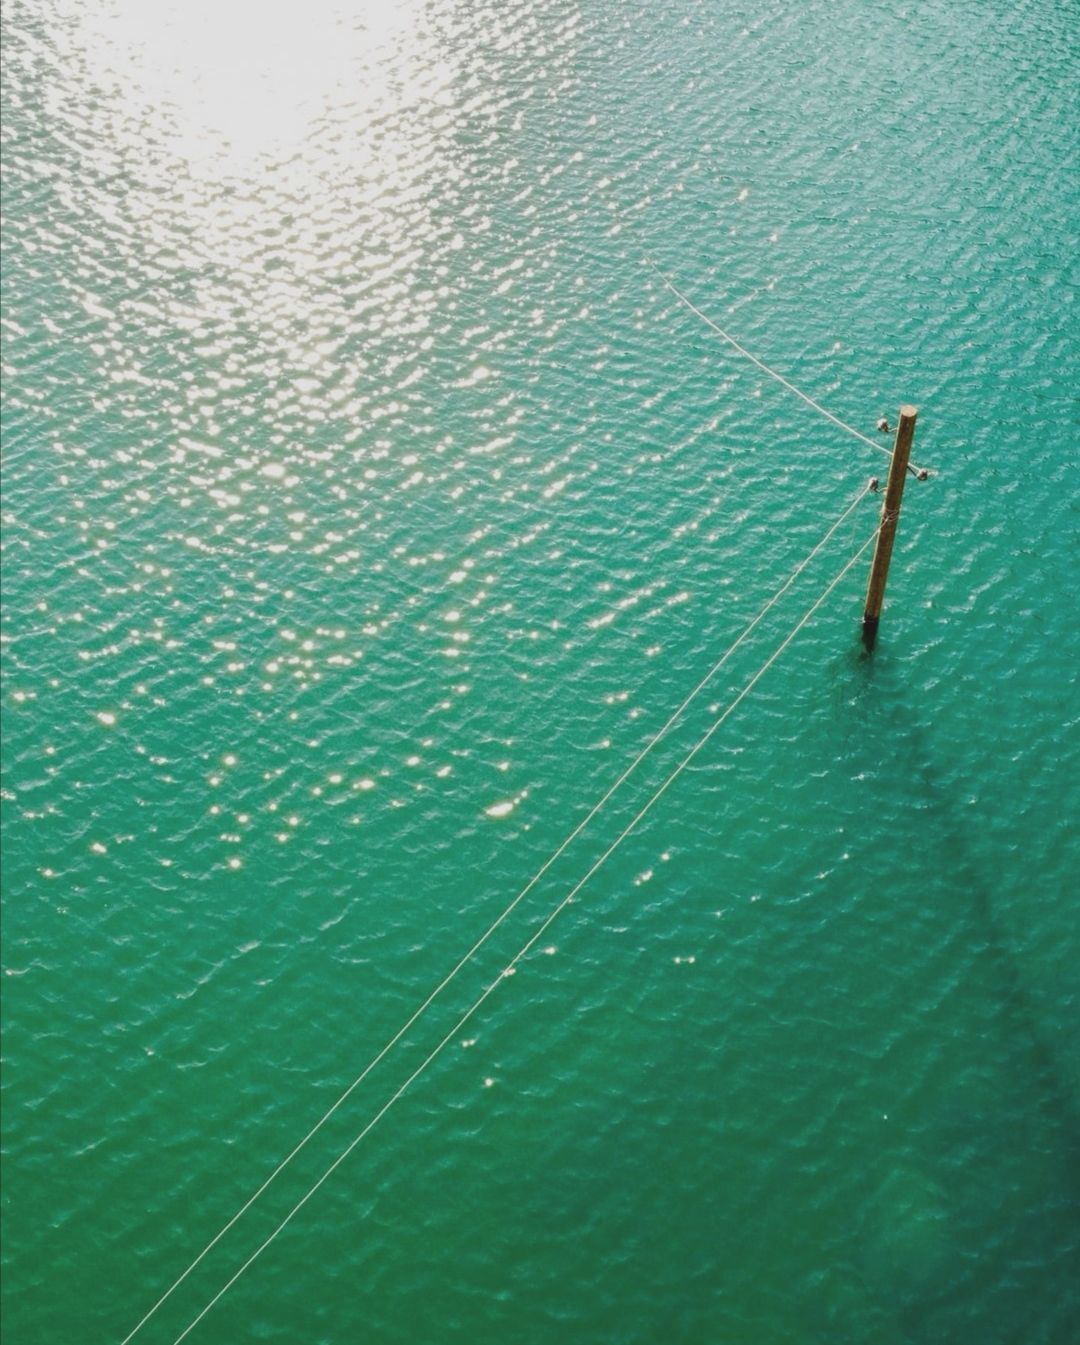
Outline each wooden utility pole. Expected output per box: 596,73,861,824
862,405,918,650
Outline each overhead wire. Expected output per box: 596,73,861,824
644,257,929,480
120,478,873,1345
168,521,881,1345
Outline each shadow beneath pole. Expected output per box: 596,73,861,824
848,633,1080,1151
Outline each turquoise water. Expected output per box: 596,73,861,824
2,0,1078,1341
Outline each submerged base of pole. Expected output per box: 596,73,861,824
861,615,880,651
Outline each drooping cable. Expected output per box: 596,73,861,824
168,523,879,1344
645,258,928,479
119,481,872,1345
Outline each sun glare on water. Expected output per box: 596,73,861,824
67,0,429,173
40,0,461,429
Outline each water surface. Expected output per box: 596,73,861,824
2,1,1078,1342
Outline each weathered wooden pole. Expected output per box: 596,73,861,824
862,405,917,650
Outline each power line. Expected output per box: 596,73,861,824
645,258,928,480
168,523,880,1344
119,480,872,1345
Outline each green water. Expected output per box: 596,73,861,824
2,1,1078,1341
